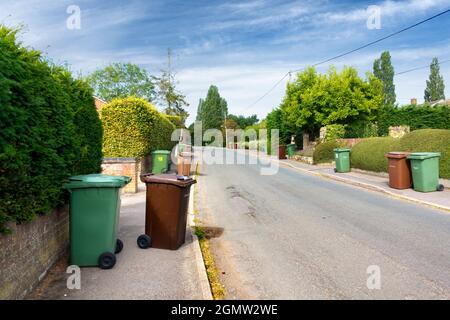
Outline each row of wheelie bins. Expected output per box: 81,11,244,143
333,148,444,193
64,146,195,269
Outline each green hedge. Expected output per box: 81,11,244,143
165,115,185,128
313,140,345,164
398,129,450,179
101,97,176,158
0,26,103,233
378,104,450,135
351,129,450,178
350,137,400,172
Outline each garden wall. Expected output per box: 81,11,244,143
0,206,69,300
101,158,140,193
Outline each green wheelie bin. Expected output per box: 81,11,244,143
287,144,296,158
334,148,351,173
407,152,444,192
64,174,131,269
152,150,171,174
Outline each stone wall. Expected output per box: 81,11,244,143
0,206,69,300
101,158,140,193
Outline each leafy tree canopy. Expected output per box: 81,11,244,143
86,62,155,102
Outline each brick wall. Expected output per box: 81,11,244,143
0,206,69,300
101,158,140,193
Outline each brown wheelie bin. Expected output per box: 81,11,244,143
177,152,192,176
137,174,196,250
278,145,287,160
385,152,412,189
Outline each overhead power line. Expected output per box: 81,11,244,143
395,58,450,76
246,8,450,110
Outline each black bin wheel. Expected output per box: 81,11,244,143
115,239,124,254
334,168,338,173
98,252,116,269
437,184,445,192
137,234,152,249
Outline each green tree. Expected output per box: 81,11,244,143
197,85,228,130
373,51,396,106
227,114,259,129
154,49,189,123
424,57,445,103
280,66,384,137
86,62,155,102
196,98,204,121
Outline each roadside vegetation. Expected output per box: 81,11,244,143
0,26,103,234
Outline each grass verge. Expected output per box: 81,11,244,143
192,162,226,300
194,226,226,300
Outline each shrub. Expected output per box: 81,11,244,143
101,97,176,158
350,137,400,172
398,129,450,179
0,26,102,234
313,140,345,164
324,124,346,141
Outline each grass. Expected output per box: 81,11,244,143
192,162,226,300
194,226,226,300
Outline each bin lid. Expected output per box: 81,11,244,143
64,174,131,189
407,152,441,160
140,173,196,187
152,150,171,155
385,151,410,159
334,148,350,153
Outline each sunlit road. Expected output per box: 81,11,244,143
196,148,450,299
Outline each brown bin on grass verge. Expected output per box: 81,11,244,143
138,174,196,250
177,152,192,176
385,152,412,189
278,145,287,160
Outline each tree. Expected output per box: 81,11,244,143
280,66,384,137
373,51,396,106
154,49,189,123
196,85,228,130
86,62,155,102
227,114,259,129
424,57,445,103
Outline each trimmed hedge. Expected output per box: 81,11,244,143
398,129,450,179
313,140,345,164
351,129,450,178
378,104,450,135
0,27,103,233
350,137,400,172
101,97,176,158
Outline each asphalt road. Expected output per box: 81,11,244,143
196,148,450,299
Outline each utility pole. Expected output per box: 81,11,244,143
167,48,172,110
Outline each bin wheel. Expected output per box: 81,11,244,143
115,239,124,254
98,252,116,269
334,168,337,173
437,184,445,192
137,234,152,249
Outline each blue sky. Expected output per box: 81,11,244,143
1,0,450,124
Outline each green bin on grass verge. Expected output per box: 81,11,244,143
407,152,444,192
152,150,171,174
64,174,131,269
334,148,351,173
287,144,296,158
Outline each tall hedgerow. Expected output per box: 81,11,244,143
101,97,176,158
0,26,103,233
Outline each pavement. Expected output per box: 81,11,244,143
27,183,211,300
282,159,450,212
196,148,450,299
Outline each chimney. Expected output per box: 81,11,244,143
411,98,417,105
